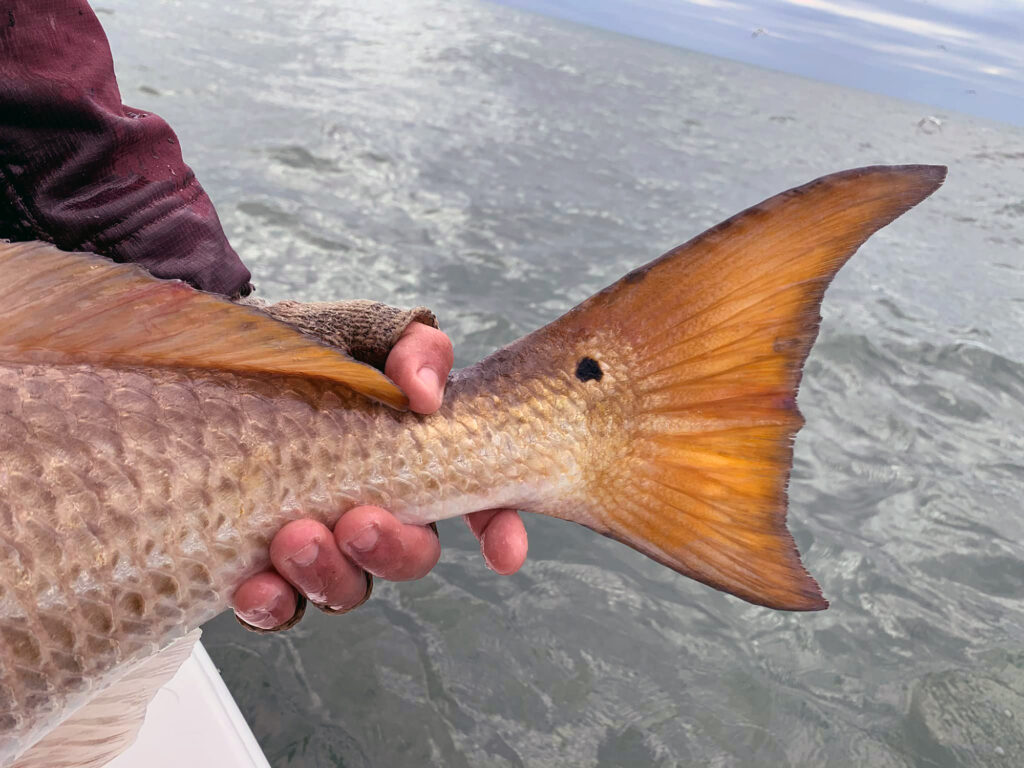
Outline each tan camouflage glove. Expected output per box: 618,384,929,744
239,297,438,370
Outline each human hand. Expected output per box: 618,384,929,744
232,322,530,631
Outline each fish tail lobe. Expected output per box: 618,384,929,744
558,165,945,610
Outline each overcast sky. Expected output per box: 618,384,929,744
494,0,1024,124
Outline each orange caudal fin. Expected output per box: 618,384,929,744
566,165,946,610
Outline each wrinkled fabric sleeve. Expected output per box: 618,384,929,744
0,0,251,296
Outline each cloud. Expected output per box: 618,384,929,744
783,0,979,42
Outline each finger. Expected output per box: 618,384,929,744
465,508,528,575
335,505,441,581
384,322,454,414
232,571,300,630
269,519,370,610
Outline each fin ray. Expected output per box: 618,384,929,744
0,241,408,409
564,165,946,609
11,631,201,768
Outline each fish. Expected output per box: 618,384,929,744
0,164,945,766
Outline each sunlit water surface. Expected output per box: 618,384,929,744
98,1,1024,765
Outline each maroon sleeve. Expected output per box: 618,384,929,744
0,0,252,296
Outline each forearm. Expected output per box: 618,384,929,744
0,0,437,360
0,0,251,295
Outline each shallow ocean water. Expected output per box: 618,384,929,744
99,1,1024,765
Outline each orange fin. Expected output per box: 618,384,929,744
0,241,408,409
567,165,946,610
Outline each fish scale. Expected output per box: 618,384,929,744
0,358,588,761
0,165,944,765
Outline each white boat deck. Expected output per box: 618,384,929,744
107,642,270,768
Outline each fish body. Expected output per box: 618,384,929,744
0,165,945,765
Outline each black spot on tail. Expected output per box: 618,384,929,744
576,356,603,382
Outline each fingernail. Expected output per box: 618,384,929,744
243,588,280,620
289,541,319,567
348,524,381,554
417,366,439,393
481,540,497,573
239,607,273,627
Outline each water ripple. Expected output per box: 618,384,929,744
97,0,1024,764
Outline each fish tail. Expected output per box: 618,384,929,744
556,165,945,610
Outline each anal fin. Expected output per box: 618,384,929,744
11,631,201,768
